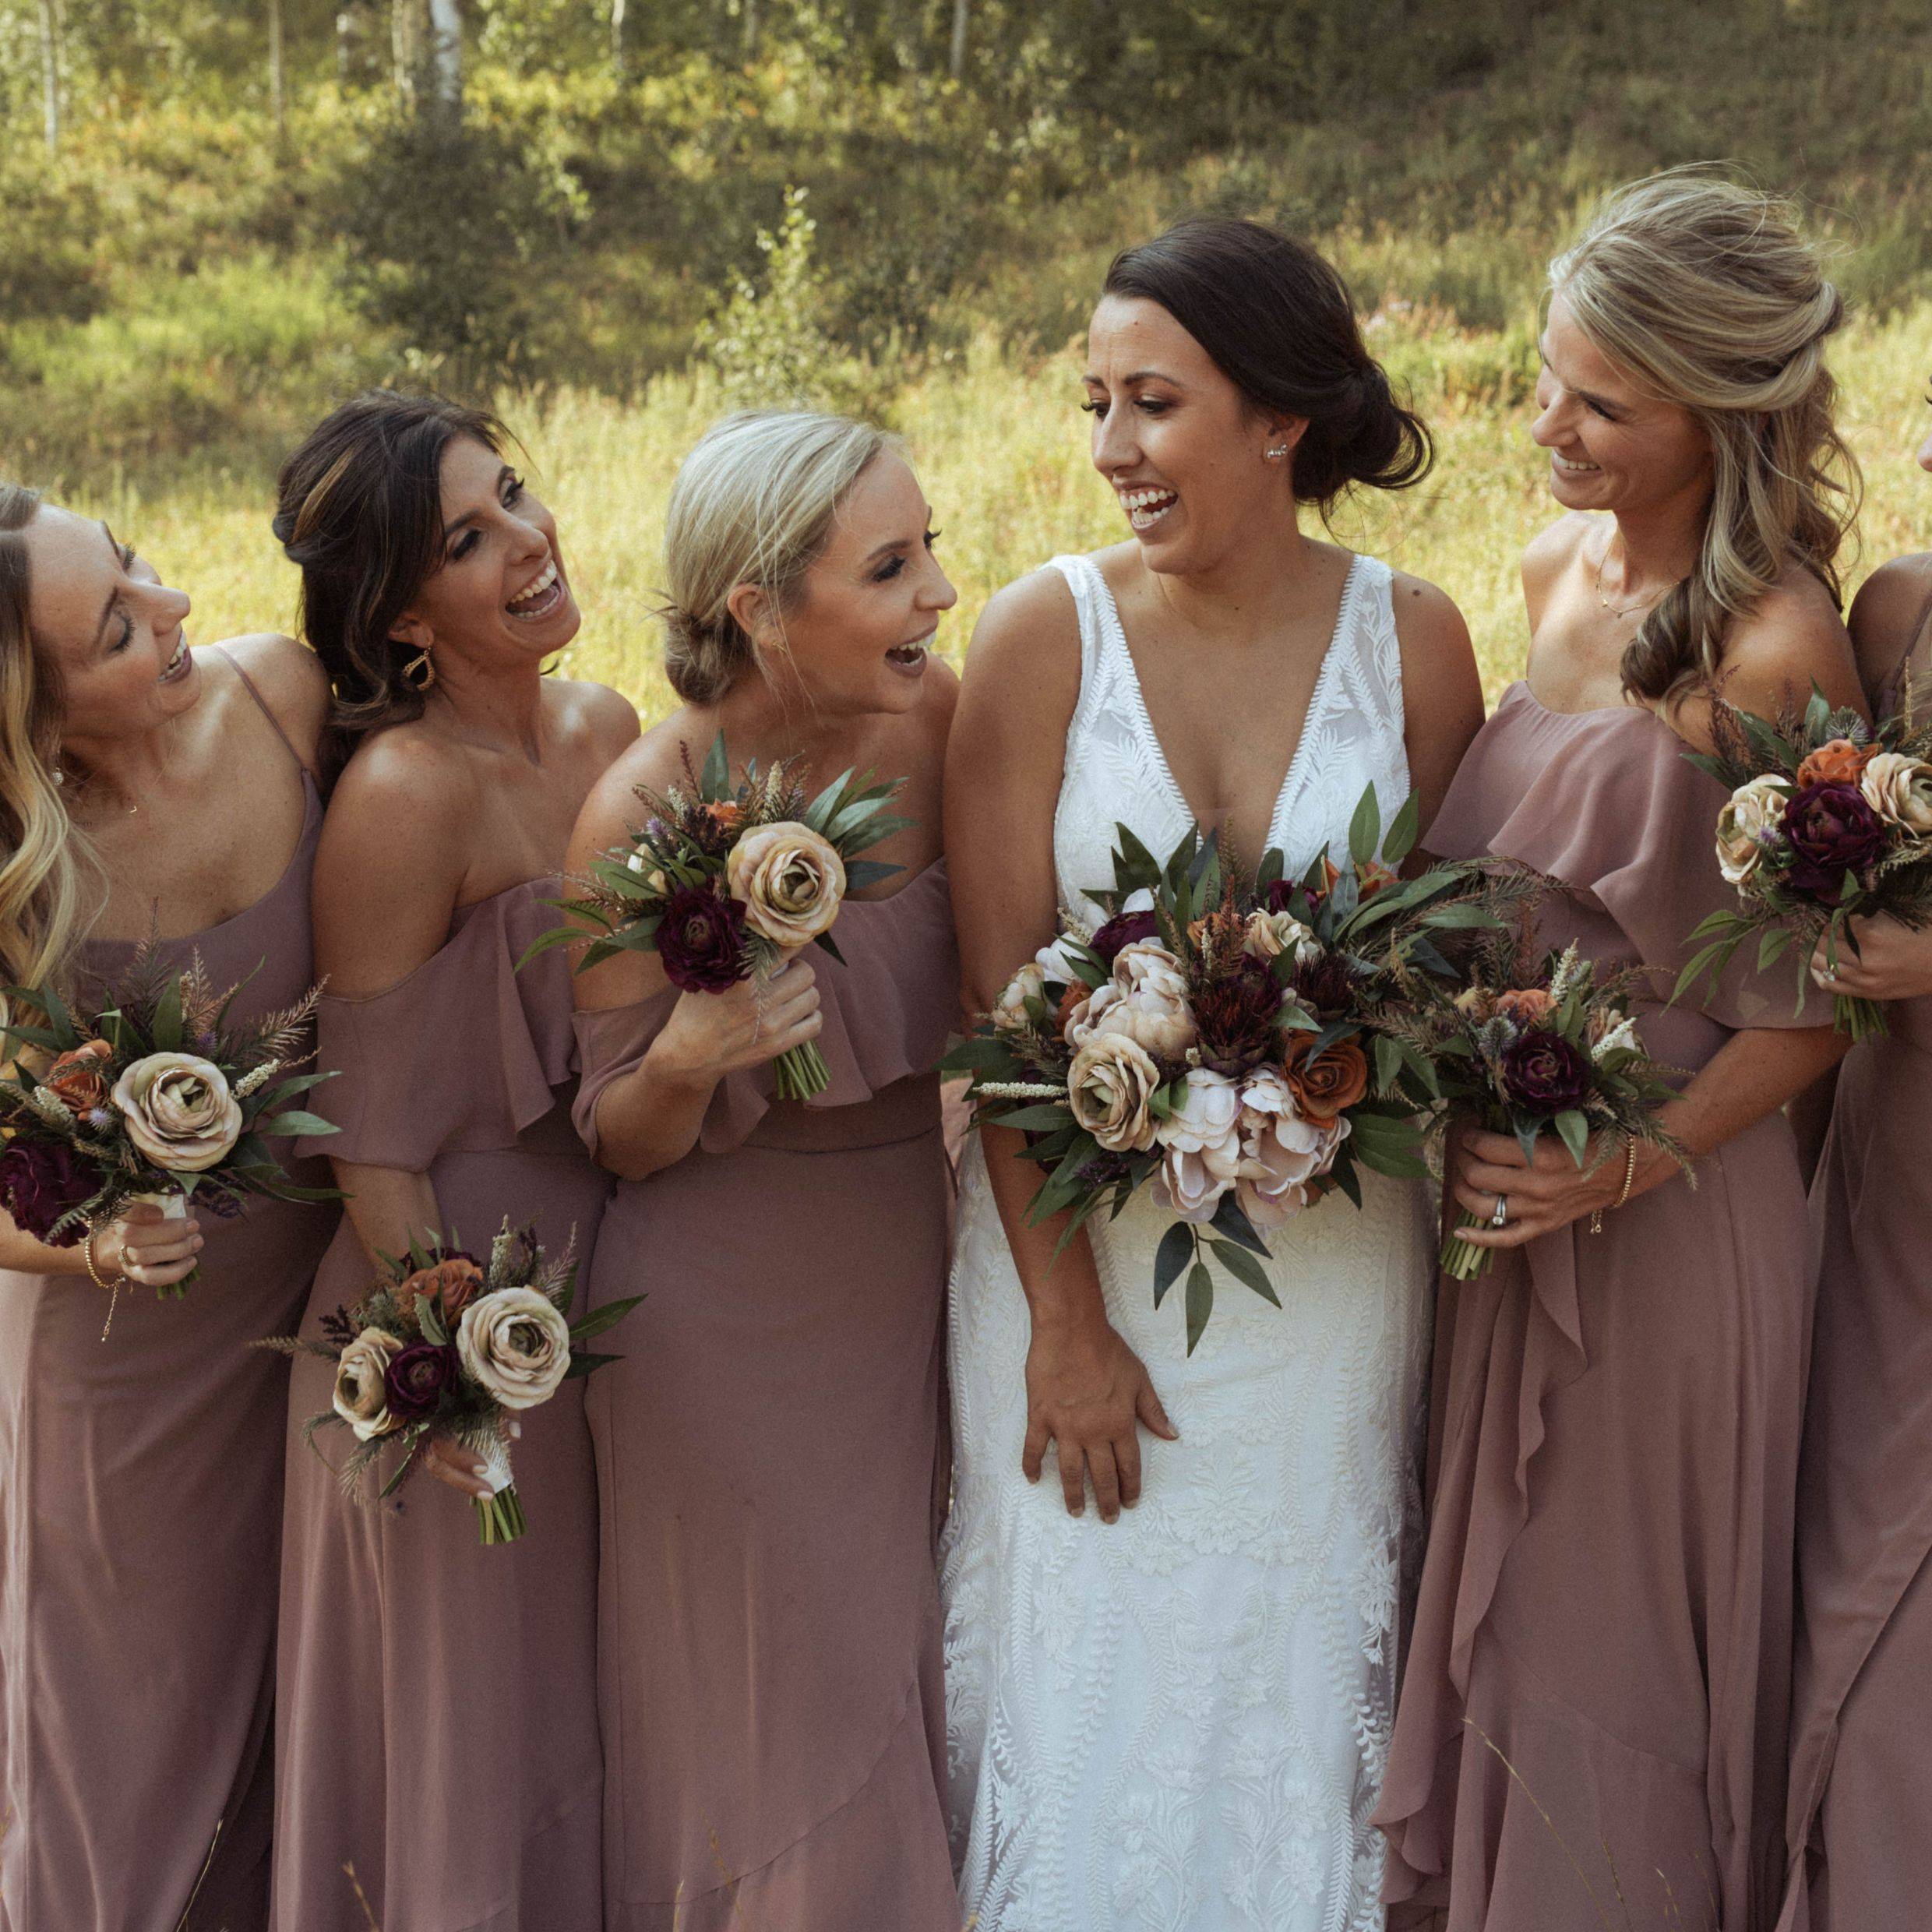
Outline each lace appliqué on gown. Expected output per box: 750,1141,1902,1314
941,551,1435,1932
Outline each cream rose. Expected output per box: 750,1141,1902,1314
333,1327,404,1440
1243,908,1319,968
1066,1033,1161,1154
1150,1068,1243,1224
1233,1069,1348,1229
725,821,846,949
111,1052,244,1171
992,961,1048,1035
1088,940,1197,1059
456,1287,573,1411
1715,774,1789,886
1860,751,1932,836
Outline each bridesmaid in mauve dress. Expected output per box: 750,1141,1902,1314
0,486,338,1930
564,409,963,1930
1779,435,1932,1931
1377,175,1863,1931
266,394,637,1932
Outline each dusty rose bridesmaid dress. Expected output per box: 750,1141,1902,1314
272,882,611,1932
570,860,961,1932
1779,605,1932,1931
1376,684,1820,1932
0,653,339,1931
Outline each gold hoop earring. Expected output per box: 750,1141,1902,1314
401,647,436,693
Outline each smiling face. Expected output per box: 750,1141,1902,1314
1082,294,1300,575
746,450,957,718
23,505,199,741
1532,292,1714,518
393,435,580,673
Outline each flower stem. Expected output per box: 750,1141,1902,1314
474,1484,527,1546
774,1042,830,1101
1440,1208,1497,1281
1833,992,1888,1042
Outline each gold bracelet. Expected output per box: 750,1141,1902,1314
81,1224,128,1341
1590,1137,1641,1236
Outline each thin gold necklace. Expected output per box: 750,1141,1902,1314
1595,541,1663,622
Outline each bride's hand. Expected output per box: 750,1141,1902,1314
1023,1310,1177,1523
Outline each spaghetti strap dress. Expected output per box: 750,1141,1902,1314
271,882,611,1932
1375,684,1821,1932
1779,598,1932,1931
0,649,339,1931
570,860,961,1932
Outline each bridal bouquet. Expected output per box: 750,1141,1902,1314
526,734,908,1099
943,785,1507,1351
1679,684,1932,1039
0,943,339,1302
1408,935,1686,1279
266,1224,642,1545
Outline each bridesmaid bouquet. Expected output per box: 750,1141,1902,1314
527,733,909,1100
1680,684,1932,1040
1408,938,1686,1280
266,1223,642,1545
0,943,339,1303
943,784,1506,1352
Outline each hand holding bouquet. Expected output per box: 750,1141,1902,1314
527,734,909,1100
266,1223,643,1545
1417,939,1686,1279
945,784,1508,1352
1680,684,1932,1039
0,943,339,1314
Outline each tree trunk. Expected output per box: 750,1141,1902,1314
948,0,968,79
268,0,288,145
37,0,59,155
610,0,626,76
742,0,759,56
426,0,461,115
391,0,414,103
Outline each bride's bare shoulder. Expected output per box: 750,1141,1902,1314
959,565,1083,704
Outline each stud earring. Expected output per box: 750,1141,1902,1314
1264,445,1290,462
401,646,437,692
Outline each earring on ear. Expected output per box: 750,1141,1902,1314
1264,445,1290,461
401,646,437,693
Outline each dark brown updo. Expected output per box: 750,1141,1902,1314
272,390,508,777
1102,217,1433,511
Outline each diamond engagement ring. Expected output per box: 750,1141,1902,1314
1490,1194,1509,1229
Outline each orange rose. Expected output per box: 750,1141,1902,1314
1281,1031,1370,1122
703,801,746,834
44,1039,112,1112
1796,739,1874,788
1056,983,1088,1039
1495,987,1557,1025
396,1257,485,1326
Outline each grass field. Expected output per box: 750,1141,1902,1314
56,301,1932,725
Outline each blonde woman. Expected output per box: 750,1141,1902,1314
1375,174,1865,1930
0,485,338,1927
1780,417,1932,1930
565,411,963,1928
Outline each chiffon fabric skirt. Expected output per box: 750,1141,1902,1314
273,1108,607,1932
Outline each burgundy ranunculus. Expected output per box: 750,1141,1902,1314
0,1140,94,1246
658,882,751,994
1779,781,1889,902
1500,1029,1593,1116
1090,908,1158,966
383,1341,458,1423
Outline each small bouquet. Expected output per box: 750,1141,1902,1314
1415,937,1686,1279
527,734,909,1100
0,943,338,1303
266,1224,642,1545
943,784,1509,1351
1679,685,1932,1040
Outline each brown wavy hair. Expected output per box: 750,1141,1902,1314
272,391,509,777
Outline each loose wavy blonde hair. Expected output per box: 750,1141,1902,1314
0,485,97,1017
1550,170,1860,710
661,411,890,707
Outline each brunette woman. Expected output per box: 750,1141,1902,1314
269,394,636,1932
0,486,337,1929
1375,174,1864,1930
566,409,962,1930
1779,419,1932,1930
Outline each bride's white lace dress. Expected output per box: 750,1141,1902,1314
941,548,1435,1932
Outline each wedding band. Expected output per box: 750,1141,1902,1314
1490,1194,1509,1229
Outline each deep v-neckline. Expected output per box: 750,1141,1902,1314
1084,553,1363,856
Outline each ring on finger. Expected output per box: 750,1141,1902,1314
1489,1193,1509,1230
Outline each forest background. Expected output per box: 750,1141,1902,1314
2,0,1927,716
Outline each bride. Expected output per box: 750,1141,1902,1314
940,216,1484,1930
